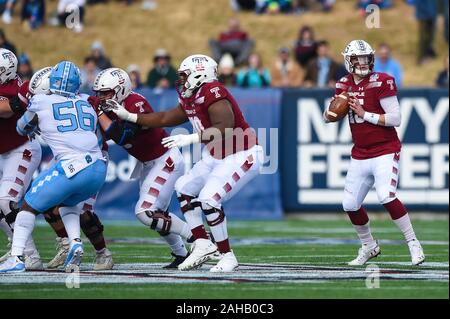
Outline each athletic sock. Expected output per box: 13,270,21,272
383,198,417,242
204,208,230,254
168,212,193,240
59,210,81,243
347,207,376,248
161,233,188,257
11,211,35,257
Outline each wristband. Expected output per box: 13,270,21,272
363,112,380,125
192,132,201,144
127,113,138,123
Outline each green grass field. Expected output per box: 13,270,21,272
0,216,448,299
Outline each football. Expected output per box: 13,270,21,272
326,91,350,122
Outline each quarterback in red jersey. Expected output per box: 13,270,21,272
92,68,193,269
324,40,425,266
0,49,43,269
109,54,263,272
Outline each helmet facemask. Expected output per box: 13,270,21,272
347,54,374,77
176,69,207,98
95,89,115,103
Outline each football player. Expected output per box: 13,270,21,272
91,68,193,269
20,67,114,270
324,40,425,266
108,54,263,272
0,60,108,273
0,48,43,270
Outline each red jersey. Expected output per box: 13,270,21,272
335,72,401,160
94,92,168,162
178,81,257,159
0,77,29,154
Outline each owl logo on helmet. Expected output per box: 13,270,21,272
342,40,375,77
177,54,218,98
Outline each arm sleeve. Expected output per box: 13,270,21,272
380,95,401,127
104,120,140,146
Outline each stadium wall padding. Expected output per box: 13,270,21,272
38,88,448,219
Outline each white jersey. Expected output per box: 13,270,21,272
28,93,102,162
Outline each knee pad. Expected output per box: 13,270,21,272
201,202,225,227
136,210,172,235
177,193,201,214
80,211,104,238
342,195,360,212
0,199,19,226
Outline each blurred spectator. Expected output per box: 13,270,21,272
17,53,33,81
256,0,293,14
127,64,143,90
1,0,15,24
141,0,157,10
230,0,256,11
80,56,100,93
303,40,340,88
236,53,271,88
86,41,113,70
21,0,45,31
435,56,449,88
441,0,448,43
374,43,403,86
357,0,392,11
57,0,85,33
218,53,237,86
270,47,303,87
409,0,437,64
146,48,178,89
209,17,254,67
0,29,16,54
294,0,335,13
293,25,317,68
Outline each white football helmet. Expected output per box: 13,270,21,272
29,67,52,95
93,67,132,103
177,54,218,98
0,48,18,84
342,40,375,77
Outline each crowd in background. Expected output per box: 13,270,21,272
0,0,448,89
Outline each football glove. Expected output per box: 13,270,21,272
161,133,200,149
16,111,40,141
106,99,138,123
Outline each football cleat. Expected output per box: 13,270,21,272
0,238,12,263
209,251,223,261
24,253,44,270
408,239,425,266
64,240,84,273
0,255,25,273
348,242,381,266
178,238,217,271
163,252,189,269
47,237,70,269
210,251,238,273
93,248,114,271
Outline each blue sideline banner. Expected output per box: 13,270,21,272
37,88,283,220
281,88,449,211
